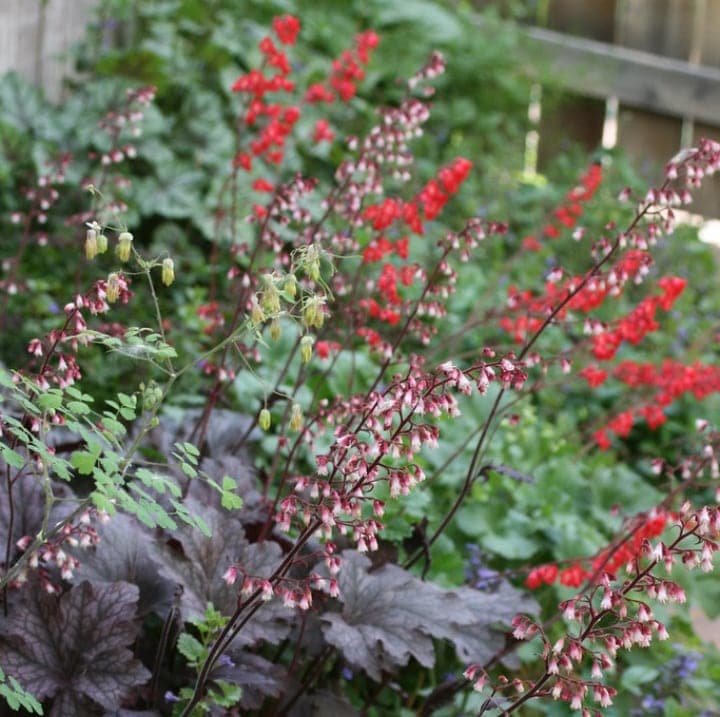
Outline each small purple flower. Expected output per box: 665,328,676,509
217,654,235,669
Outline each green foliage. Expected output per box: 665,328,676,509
1,1,720,715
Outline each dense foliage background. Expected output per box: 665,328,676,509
1,1,719,715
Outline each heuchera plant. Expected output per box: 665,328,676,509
0,12,719,716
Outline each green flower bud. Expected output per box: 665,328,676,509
97,233,108,254
161,257,175,286
117,231,133,262
142,382,163,411
259,408,271,431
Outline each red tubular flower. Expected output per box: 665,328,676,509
522,235,541,251
593,428,612,450
657,276,687,310
362,236,393,263
607,411,634,437
234,153,252,171
304,83,335,104
394,237,409,259
639,404,666,429
313,119,335,144
355,30,380,63
579,365,608,388
272,15,301,45
252,178,274,193
364,198,403,231
559,562,588,588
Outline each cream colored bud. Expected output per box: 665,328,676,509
117,232,133,262
259,408,271,431
300,335,314,363
97,233,108,254
106,273,121,303
161,257,175,286
85,229,98,260
269,318,282,341
289,403,303,432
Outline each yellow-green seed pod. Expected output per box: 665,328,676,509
106,273,121,303
289,403,303,432
305,243,321,281
250,298,265,327
261,280,281,315
300,335,313,363
85,229,98,260
117,231,134,262
259,408,271,431
269,318,282,341
161,257,175,286
283,273,297,298
302,296,326,329
97,233,108,254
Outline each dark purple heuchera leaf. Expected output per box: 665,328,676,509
154,499,290,646
288,690,360,717
218,650,285,709
427,583,537,666
0,581,150,716
0,466,74,569
319,551,536,681
69,513,175,618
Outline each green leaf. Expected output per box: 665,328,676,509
101,416,127,437
70,451,98,476
375,0,462,43
620,664,660,694
0,445,26,470
90,491,116,515
219,476,243,511
176,633,205,664
117,393,137,409
36,391,63,412
65,401,91,415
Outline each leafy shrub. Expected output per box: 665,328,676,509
1,5,720,717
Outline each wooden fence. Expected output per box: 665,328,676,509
0,0,96,103
476,0,720,217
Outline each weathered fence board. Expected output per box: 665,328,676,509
515,24,720,126
0,0,96,102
